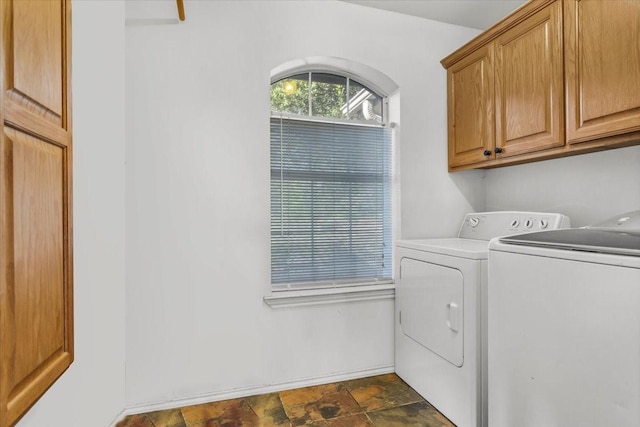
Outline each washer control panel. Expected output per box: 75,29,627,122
458,211,571,241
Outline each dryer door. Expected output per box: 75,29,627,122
399,257,464,367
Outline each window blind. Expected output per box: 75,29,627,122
270,116,392,288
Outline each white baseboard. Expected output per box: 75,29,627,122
107,409,126,427
113,364,395,424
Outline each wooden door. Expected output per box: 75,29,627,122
447,44,495,169
495,1,564,158
565,0,640,143
0,1,73,426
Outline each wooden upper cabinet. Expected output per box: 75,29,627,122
0,1,73,426
565,0,640,143
495,2,564,157
447,44,495,168
442,0,640,171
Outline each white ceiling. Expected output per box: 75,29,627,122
341,0,527,30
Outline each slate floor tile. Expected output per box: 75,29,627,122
144,408,187,427
181,399,258,426
312,413,373,426
344,373,424,412
245,392,290,426
280,383,362,425
366,401,455,427
115,414,155,427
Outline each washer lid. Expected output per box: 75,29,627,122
586,210,640,233
499,210,640,257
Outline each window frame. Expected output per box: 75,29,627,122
269,71,393,293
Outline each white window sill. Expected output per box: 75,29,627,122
263,284,395,309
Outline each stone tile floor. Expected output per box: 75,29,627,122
116,373,455,426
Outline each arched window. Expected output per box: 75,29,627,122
270,71,392,289
271,72,384,123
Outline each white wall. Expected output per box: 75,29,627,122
485,146,640,227
17,1,126,426
125,0,481,407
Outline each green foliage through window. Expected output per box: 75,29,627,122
271,72,383,123
271,74,309,116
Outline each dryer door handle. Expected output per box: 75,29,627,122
447,302,460,332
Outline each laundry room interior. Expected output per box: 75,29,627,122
2,1,640,427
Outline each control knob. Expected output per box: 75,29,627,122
539,219,549,229
525,219,533,228
469,217,480,228
510,219,519,228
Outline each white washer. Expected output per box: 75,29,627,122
395,211,570,427
488,210,640,427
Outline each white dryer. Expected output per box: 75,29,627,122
395,211,570,427
488,210,640,427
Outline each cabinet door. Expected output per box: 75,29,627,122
0,1,73,426
495,1,564,157
565,0,640,143
447,44,494,168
